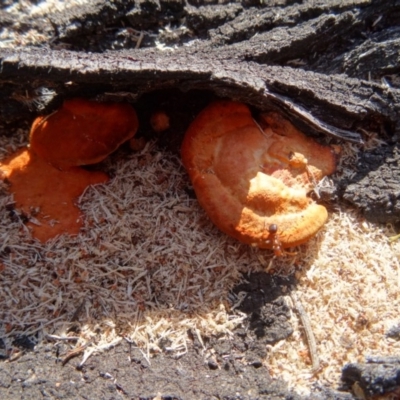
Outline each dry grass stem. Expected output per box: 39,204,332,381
290,291,320,374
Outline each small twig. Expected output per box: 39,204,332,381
61,343,89,366
290,291,320,373
46,334,80,341
252,117,273,141
135,31,144,49
78,347,95,368
7,349,24,362
78,338,123,368
32,109,58,128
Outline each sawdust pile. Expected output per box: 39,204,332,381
0,131,257,360
268,210,400,391
1,126,399,394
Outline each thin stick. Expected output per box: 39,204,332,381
290,291,320,373
46,334,80,341
61,343,89,366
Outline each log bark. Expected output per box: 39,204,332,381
1,0,400,222
342,356,400,398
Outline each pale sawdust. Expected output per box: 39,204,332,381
0,131,260,363
0,123,399,395
268,209,400,393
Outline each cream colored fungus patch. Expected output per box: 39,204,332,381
0,128,399,394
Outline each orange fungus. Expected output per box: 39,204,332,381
0,98,139,242
181,101,338,250
30,98,139,168
0,149,109,242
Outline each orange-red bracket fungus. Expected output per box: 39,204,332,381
0,98,139,242
30,98,139,168
181,101,338,251
0,149,108,242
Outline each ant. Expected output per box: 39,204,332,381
264,223,298,257
266,223,283,257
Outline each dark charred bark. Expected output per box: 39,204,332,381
342,144,400,224
342,357,400,399
0,0,400,223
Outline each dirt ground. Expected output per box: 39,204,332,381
0,273,354,400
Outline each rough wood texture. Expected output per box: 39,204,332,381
342,357,400,398
1,0,400,223
342,144,400,224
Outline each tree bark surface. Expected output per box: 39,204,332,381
0,0,400,219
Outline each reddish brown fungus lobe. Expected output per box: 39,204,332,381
30,98,138,168
150,110,170,133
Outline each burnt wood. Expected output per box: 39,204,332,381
342,356,400,398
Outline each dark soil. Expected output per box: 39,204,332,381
0,340,347,400
1,273,353,400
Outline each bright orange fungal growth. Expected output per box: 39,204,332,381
30,98,138,169
181,100,338,250
0,149,109,242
